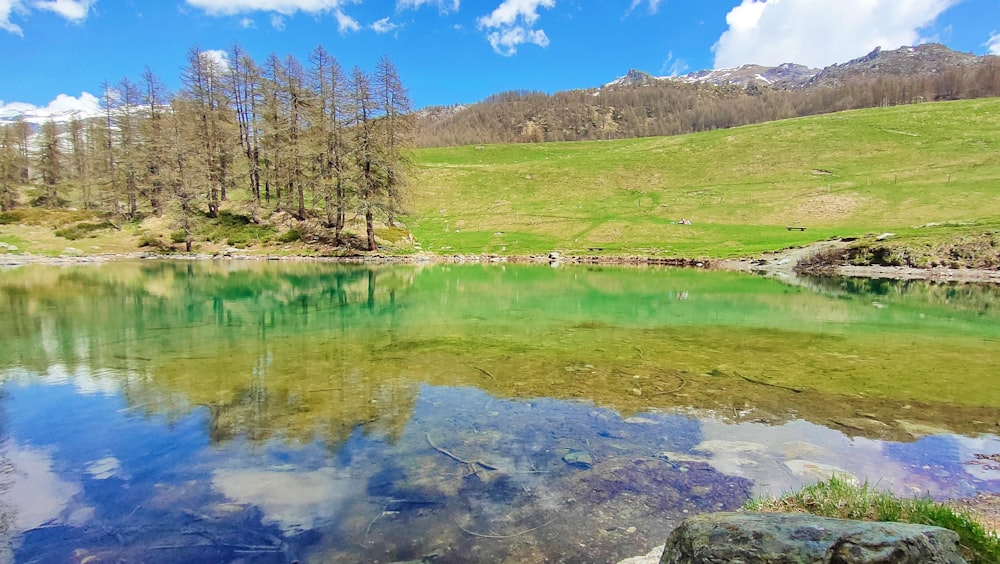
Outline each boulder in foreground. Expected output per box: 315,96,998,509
660,512,965,563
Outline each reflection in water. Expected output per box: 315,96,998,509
0,261,997,562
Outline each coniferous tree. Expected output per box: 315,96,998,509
179,48,232,218
284,55,309,219
260,54,286,210
116,77,143,218
66,116,92,208
374,55,414,228
99,80,121,215
229,45,264,223
350,65,381,251
141,67,172,217
36,120,63,206
1,44,415,251
308,45,351,239
0,125,23,211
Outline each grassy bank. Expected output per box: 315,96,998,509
408,98,1000,259
746,477,1000,563
3,99,999,261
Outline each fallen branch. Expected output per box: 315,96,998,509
366,505,389,539
426,433,500,474
469,365,496,381
736,372,803,393
456,516,559,539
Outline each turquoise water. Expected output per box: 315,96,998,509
0,261,998,562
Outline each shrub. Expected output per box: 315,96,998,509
55,221,112,240
137,233,163,248
278,229,303,243
0,210,25,225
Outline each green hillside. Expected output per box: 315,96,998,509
408,98,1000,259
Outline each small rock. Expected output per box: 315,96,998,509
617,545,664,564
689,486,712,497
562,450,594,469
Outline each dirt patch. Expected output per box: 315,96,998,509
793,193,867,222
947,494,1000,534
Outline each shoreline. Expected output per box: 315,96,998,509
2,243,999,283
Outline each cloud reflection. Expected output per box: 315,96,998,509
212,467,364,533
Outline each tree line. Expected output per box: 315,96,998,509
0,45,414,251
417,58,1000,147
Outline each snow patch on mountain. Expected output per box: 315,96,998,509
0,92,103,125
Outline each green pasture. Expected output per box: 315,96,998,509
407,98,1000,257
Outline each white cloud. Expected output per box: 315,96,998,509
1,0,27,35
2,0,96,34
203,48,231,70
0,92,100,119
32,0,93,22
485,25,548,55
479,0,552,27
270,13,284,29
987,31,1000,55
46,91,100,114
239,16,256,27
185,0,348,15
660,50,688,77
713,0,960,69
185,0,360,33
397,0,459,12
371,16,399,34
477,0,554,56
333,7,358,32
626,0,662,16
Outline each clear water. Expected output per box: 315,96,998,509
0,261,998,563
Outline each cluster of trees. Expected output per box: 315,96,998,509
0,45,413,251
417,58,1000,147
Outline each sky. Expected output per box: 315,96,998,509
1,0,998,116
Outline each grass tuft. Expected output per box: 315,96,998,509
745,476,1000,563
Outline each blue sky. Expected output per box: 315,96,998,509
1,0,999,115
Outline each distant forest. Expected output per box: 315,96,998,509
417,58,1000,147
0,45,412,251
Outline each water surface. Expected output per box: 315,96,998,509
0,261,998,563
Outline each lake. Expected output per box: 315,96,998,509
0,260,998,563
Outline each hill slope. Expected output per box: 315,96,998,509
407,98,1000,259
418,45,1000,148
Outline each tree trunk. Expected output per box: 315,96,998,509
366,209,376,251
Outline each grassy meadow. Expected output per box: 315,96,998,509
408,98,1000,258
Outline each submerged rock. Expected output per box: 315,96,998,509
562,450,594,469
660,512,965,563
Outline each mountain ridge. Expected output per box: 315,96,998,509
604,43,988,91
417,42,1000,146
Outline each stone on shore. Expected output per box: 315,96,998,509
660,512,965,563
